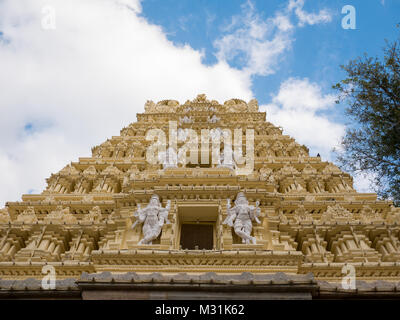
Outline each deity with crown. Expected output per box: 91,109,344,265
132,194,171,245
223,192,261,244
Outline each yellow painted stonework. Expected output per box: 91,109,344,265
1,94,400,283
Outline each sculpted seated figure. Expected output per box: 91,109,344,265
223,192,261,244
132,194,171,245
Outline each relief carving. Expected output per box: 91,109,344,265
223,192,261,244
131,195,171,245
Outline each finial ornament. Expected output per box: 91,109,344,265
193,94,208,103
223,192,261,244
132,194,171,245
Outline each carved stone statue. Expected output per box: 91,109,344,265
123,165,142,186
360,205,383,223
193,94,208,103
248,99,259,112
83,206,103,223
223,192,261,244
59,164,80,176
44,205,77,224
144,100,156,113
259,167,273,180
131,195,171,245
0,207,10,224
208,115,220,123
153,100,180,113
16,206,38,224
320,204,353,224
322,163,342,175
386,205,400,224
256,140,271,157
179,115,193,124
293,204,312,223
224,99,248,112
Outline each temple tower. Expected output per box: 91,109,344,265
1,94,400,299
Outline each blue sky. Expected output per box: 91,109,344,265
142,0,399,113
0,0,399,206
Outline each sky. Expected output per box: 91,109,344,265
0,0,399,206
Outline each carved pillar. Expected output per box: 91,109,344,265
216,202,224,250
160,200,176,249
221,199,233,250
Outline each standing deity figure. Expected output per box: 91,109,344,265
131,195,171,245
223,192,261,244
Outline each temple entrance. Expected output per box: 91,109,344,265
180,224,213,250
177,205,218,250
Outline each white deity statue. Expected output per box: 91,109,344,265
131,195,171,245
179,115,193,124
223,192,261,244
208,115,220,123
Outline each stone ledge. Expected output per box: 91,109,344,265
0,278,78,291
2,272,400,299
78,271,316,286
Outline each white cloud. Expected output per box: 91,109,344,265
271,77,337,112
213,1,293,77
273,14,294,32
262,78,375,194
288,0,332,26
0,0,367,207
0,0,254,206
117,0,142,13
261,78,344,159
213,0,332,77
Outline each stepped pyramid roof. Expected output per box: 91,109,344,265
1,94,400,298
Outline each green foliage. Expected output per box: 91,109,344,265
333,36,400,206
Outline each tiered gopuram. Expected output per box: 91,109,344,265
1,94,400,299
